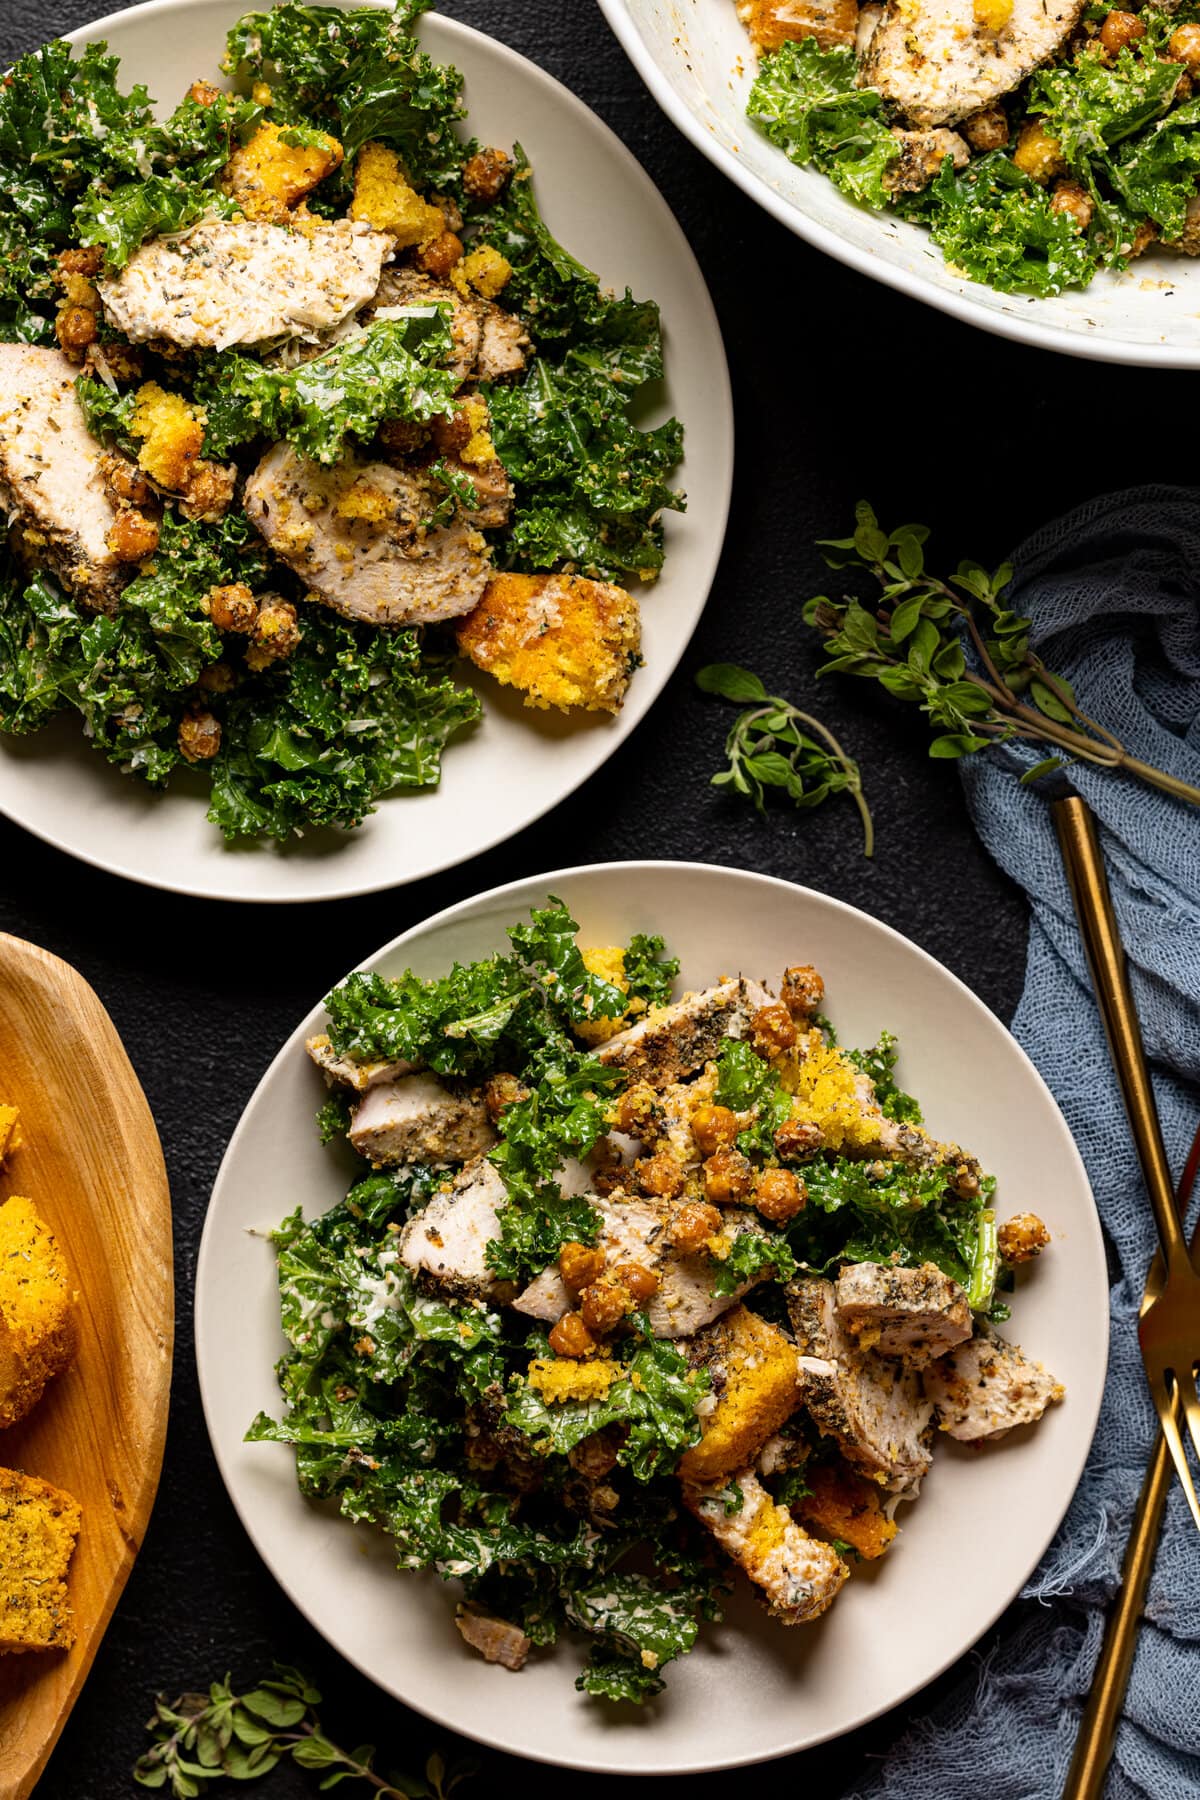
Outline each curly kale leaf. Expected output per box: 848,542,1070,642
746,38,899,209
566,1574,700,1692
208,617,480,840
924,154,1098,295
710,1227,797,1298
846,1029,922,1125
223,2,467,179
195,311,458,463
75,377,138,456
509,900,628,1024
621,933,679,1010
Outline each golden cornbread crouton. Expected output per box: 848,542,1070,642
685,1469,848,1623
735,0,858,51
223,120,343,222
460,245,513,300
129,382,205,492
526,1355,619,1404
794,1460,898,1560
678,1305,800,1485
0,1104,22,1167
574,946,636,1046
0,1197,77,1430
350,141,443,247
1012,119,1066,184
0,1467,82,1651
456,572,641,715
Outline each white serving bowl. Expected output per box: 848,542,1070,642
599,0,1200,365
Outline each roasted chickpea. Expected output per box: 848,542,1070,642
55,304,98,359
415,230,463,279
690,1103,740,1156
754,1167,807,1224
703,1146,755,1204
208,582,259,633
951,1161,982,1200
246,600,301,671
751,1002,797,1057
997,1212,1052,1264
1168,23,1200,71
178,705,221,763
635,1150,685,1199
568,1432,619,1479
613,1261,660,1303
1099,8,1145,55
430,403,474,457
379,418,430,457
463,146,513,202
99,452,152,508
58,245,104,277
83,339,144,386
1050,179,1095,231
780,964,825,1020
181,459,236,523
961,103,1009,152
668,1200,722,1255
483,1071,530,1123
547,1311,597,1358
774,1118,824,1163
613,1081,659,1139
579,1275,632,1335
558,1241,606,1292
106,508,160,562
1130,219,1158,257
197,661,237,695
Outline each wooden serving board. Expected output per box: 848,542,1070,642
0,936,173,1800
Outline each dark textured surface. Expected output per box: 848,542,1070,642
0,0,1154,1792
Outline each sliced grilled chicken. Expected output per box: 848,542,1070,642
860,0,1086,128
924,1323,1065,1440
99,218,391,350
684,1469,848,1623
787,1276,933,1495
835,1261,972,1367
0,345,123,612
454,1604,531,1670
367,269,529,385
596,979,775,1089
305,1032,419,1092
884,127,970,193
348,1073,496,1167
476,304,530,381
397,1155,509,1299
243,442,492,625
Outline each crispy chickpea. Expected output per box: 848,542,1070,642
613,1261,660,1303
1168,22,1200,70
751,1002,797,1058
430,403,475,457
208,582,259,633
558,1240,606,1292
187,78,222,105
178,705,221,763
1050,179,1095,231
379,418,430,457
106,508,160,562
483,1070,530,1123
197,661,237,695
997,1211,1052,1264
463,146,513,203
780,964,825,1020
754,1167,807,1224
1012,119,1066,184
951,1161,981,1200
568,1432,619,1479
690,1103,739,1156
580,1275,632,1335
703,1147,755,1205
246,600,301,670
547,1311,597,1358
962,103,1009,151
99,452,152,508
668,1200,722,1255
774,1117,824,1163
181,459,236,523
83,339,143,386
613,1081,659,1140
1100,8,1145,55
1130,219,1158,257
635,1150,685,1199
415,230,463,279
55,304,98,359
58,245,104,278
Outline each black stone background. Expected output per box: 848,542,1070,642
0,0,1163,1790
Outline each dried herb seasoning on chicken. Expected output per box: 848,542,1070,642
0,3,684,842
736,0,1200,296
251,899,1064,1704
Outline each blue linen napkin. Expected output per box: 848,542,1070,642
848,486,1200,1800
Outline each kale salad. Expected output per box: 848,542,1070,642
252,900,1062,1702
736,0,1200,296
0,3,683,842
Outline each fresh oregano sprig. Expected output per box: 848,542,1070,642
804,502,1200,806
696,663,874,856
133,1666,477,1800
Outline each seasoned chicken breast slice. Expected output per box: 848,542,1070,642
99,218,391,351
924,1322,1064,1440
348,1073,496,1167
835,1260,972,1366
243,442,492,626
596,979,775,1089
859,0,1086,128
396,1156,508,1300
0,345,123,612
788,1276,933,1495
685,1469,848,1623
305,1033,420,1092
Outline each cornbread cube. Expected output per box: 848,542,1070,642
223,120,344,222
685,1468,847,1623
0,1104,21,1166
678,1304,800,1485
350,141,443,246
456,573,641,715
573,945,635,1046
129,383,204,492
0,1197,77,1430
0,1467,82,1651
794,1460,898,1560
735,0,858,51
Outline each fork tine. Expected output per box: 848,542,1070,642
1153,1376,1200,1535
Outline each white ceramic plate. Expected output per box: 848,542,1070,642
197,861,1108,1774
599,0,1200,366
0,2,731,902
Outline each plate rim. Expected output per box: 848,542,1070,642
0,0,733,903
596,0,1197,370
196,857,1109,1773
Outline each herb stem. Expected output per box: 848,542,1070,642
780,705,875,857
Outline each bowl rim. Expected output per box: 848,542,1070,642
197,856,1109,1773
596,0,1189,370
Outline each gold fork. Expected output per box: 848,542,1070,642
1053,795,1200,1534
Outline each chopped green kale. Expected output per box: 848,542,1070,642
746,39,899,209
620,933,680,1010
846,1029,922,1125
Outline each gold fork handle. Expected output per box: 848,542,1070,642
1052,797,1192,1272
